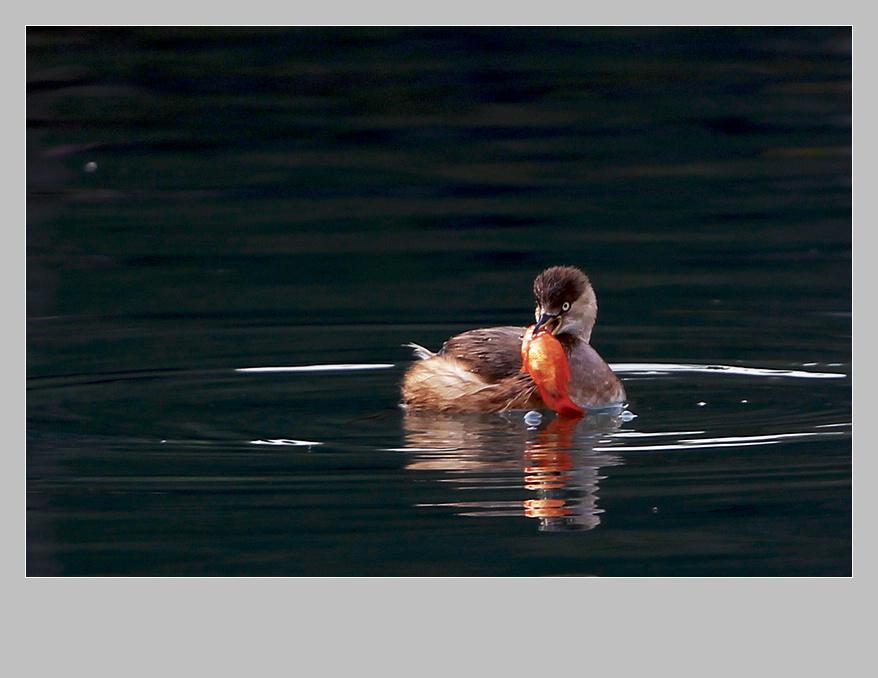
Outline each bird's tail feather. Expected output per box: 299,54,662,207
404,342,436,361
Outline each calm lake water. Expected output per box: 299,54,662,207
27,27,851,576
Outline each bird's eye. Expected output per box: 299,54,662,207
561,301,571,312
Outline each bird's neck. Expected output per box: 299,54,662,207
557,332,586,354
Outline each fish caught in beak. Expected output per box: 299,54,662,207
520,324,584,418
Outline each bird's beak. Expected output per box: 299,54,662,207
534,312,562,335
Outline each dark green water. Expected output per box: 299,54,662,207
27,27,851,576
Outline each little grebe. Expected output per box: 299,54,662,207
401,266,626,414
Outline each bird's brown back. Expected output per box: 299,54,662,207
438,326,526,383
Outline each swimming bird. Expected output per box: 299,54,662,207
401,266,626,414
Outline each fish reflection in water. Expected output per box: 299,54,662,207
401,410,624,531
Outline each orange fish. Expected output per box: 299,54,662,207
521,325,584,418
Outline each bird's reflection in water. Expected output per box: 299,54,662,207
402,410,623,531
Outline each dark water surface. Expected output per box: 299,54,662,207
27,27,851,576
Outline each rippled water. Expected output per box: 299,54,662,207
27,342,851,576
27,27,850,576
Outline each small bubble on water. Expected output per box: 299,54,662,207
740,399,748,404
84,161,98,172
620,410,637,422
524,410,542,427
651,506,659,514
697,401,707,407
